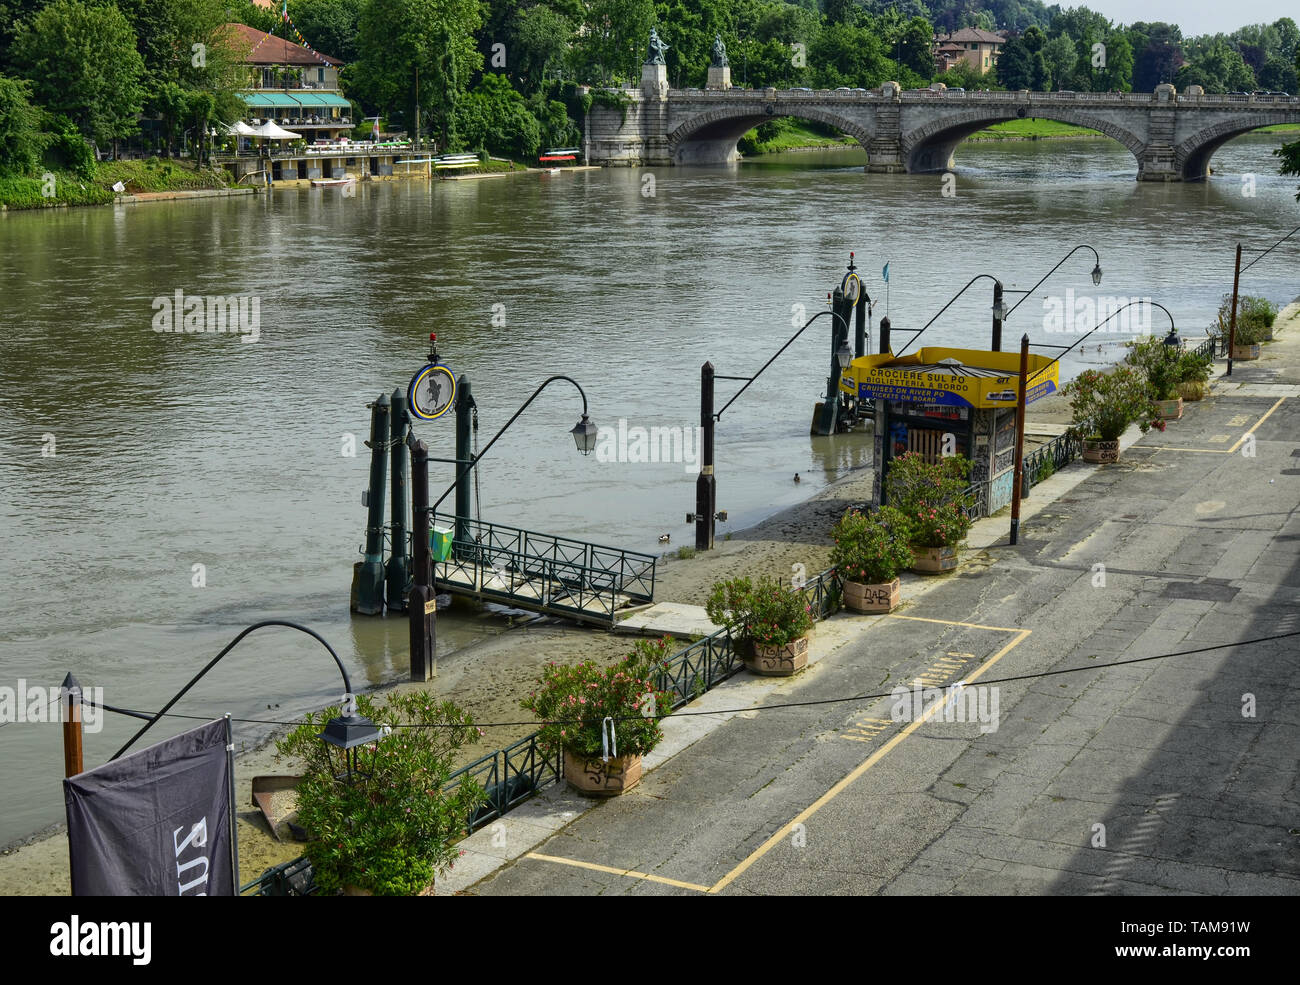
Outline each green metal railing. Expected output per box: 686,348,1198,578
426,514,657,626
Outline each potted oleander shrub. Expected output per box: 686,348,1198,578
1062,367,1163,464
1126,336,1184,420
705,576,815,676
883,451,973,574
830,506,912,612
275,693,486,896
521,639,675,796
1212,294,1275,360
1176,348,1213,401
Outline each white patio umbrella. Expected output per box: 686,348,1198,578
224,121,259,136
254,121,302,140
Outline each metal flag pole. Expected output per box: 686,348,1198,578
225,713,240,895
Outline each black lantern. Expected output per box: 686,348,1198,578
836,339,853,370
319,693,382,783
571,414,598,455
1162,326,1181,348
991,296,1009,321
1091,263,1103,286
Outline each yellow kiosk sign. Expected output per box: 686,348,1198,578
839,346,1059,409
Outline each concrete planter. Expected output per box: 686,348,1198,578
1155,397,1183,420
744,633,810,676
910,545,958,574
1083,439,1120,464
844,577,901,613
563,750,643,796
1231,343,1261,361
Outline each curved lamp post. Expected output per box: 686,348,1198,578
109,620,377,773
1003,244,1103,320
428,374,595,515
1034,299,1176,372
693,304,852,551
895,272,1005,357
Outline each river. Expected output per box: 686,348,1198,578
1,132,1296,846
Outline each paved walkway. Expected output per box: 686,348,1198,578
441,323,1300,896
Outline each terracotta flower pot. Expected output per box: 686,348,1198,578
1155,397,1182,420
563,750,643,796
1231,343,1260,361
1082,439,1120,464
911,545,957,574
843,577,901,613
744,633,810,676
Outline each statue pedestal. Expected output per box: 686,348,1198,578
706,65,732,90
641,62,668,99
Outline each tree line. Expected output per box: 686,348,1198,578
0,0,1298,178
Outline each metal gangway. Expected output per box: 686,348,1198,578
428,514,656,627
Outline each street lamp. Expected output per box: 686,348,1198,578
110,620,375,763
319,693,383,784
570,414,599,454
895,272,1005,356
1003,244,1103,321
693,302,852,551
429,374,596,514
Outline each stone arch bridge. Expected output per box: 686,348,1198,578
584,80,1300,181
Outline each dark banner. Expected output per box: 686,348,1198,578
65,719,235,896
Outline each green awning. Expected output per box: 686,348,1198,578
239,91,351,109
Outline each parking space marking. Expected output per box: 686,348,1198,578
1146,397,1286,454
517,616,1030,896
708,619,1031,894
524,852,712,892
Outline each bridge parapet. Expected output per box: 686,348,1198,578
583,81,1300,179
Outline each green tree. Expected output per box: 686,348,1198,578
350,0,484,149
1041,33,1076,88
810,23,891,88
575,0,656,83
1030,50,1051,90
996,37,1033,90
455,71,541,156
0,73,45,174
512,5,574,89
282,0,364,64
1276,138,1300,200
1175,41,1257,93
896,15,934,78
1021,25,1046,53
1093,33,1133,91
1257,55,1297,93
12,0,146,154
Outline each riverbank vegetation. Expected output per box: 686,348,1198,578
0,0,1298,207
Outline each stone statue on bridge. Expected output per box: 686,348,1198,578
710,34,728,68
645,28,669,66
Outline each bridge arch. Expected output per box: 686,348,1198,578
901,107,1147,174
1176,112,1300,180
665,105,872,165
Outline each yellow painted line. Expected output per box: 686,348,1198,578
888,613,1024,633
708,625,1032,894
1146,397,1286,454
524,852,711,893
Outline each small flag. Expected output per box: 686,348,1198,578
882,262,890,283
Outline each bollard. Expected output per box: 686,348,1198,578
409,438,436,680
385,389,410,612
353,393,389,614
